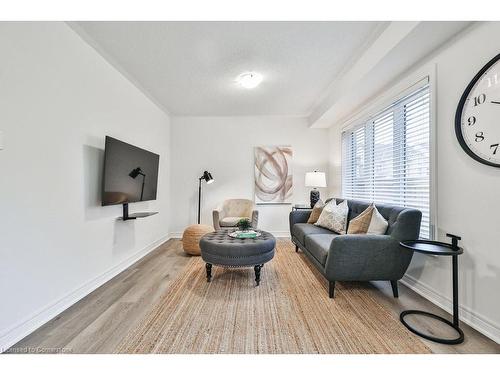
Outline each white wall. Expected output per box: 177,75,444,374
0,22,171,350
328,126,342,197
170,116,329,236
328,22,500,343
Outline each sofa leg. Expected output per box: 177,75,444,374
295,244,299,252
329,281,335,298
390,280,399,298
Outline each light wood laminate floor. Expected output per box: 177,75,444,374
8,239,500,354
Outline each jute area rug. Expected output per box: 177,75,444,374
116,240,430,354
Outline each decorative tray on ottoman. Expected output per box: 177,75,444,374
228,230,262,239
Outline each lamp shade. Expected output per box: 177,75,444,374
305,171,327,188
201,171,214,184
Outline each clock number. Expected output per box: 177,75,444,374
475,132,485,142
491,144,499,155
473,94,486,106
467,116,476,126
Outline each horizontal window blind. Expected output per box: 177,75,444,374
342,84,431,239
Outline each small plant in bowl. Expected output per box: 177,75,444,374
236,218,252,232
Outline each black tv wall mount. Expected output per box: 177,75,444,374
119,203,158,221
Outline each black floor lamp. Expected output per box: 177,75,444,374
198,171,214,224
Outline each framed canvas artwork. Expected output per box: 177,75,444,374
254,145,293,204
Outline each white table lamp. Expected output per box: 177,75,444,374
305,171,327,208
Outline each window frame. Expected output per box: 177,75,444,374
340,72,437,240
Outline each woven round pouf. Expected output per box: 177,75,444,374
182,224,214,256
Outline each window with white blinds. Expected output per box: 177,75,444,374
342,83,431,239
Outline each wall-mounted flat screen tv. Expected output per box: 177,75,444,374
102,136,160,206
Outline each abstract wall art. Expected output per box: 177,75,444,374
254,145,293,204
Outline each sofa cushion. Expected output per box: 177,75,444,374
292,223,334,245
347,204,374,234
304,234,338,265
315,199,348,234
327,198,421,241
220,216,250,227
307,199,325,224
367,205,389,234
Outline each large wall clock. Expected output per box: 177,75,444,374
455,53,500,168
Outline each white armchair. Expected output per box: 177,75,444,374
212,199,259,230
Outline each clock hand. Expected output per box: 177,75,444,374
491,101,500,104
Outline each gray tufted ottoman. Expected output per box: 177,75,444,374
199,230,276,285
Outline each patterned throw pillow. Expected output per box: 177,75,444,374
315,199,348,234
307,199,325,224
367,205,389,235
347,204,374,234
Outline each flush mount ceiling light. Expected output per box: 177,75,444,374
236,72,263,89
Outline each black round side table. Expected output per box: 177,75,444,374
399,233,464,345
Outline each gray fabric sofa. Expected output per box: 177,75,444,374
289,198,422,298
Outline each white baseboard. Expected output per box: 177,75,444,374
170,231,290,239
170,231,183,238
401,274,500,344
0,234,170,353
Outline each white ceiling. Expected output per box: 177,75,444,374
72,21,386,116
308,21,473,127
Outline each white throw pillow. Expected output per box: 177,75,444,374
315,199,348,234
367,205,389,235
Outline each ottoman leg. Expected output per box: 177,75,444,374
254,265,261,286
206,263,212,282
